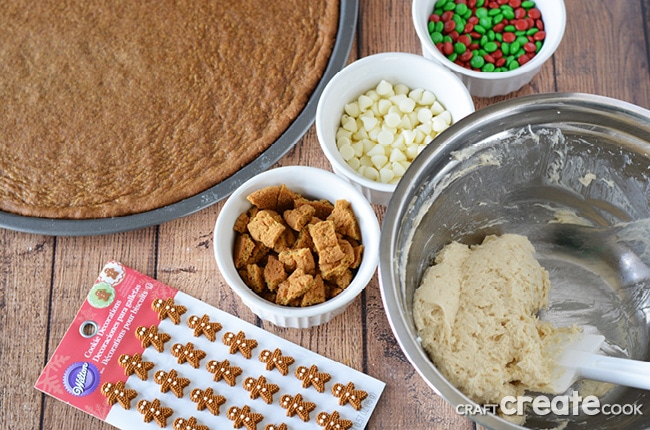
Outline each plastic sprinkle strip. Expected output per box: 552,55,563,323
35,261,385,430
428,0,546,72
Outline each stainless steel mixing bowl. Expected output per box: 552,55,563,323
379,93,650,429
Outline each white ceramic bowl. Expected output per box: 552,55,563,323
413,0,566,97
316,52,475,206
214,166,380,328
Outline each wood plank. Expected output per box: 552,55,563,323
156,203,225,305
358,0,421,55
556,0,650,109
0,231,54,430
40,229,158,430
358,1,476,428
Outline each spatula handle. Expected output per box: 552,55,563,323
580,354,650,391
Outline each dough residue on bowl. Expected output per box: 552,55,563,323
413,234,572,408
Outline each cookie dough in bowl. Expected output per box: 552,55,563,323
413,234,574,420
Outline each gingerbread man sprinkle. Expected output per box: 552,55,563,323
95,288,112,302
187,314,222,341
206,359,242,386
265,424,288,430
295,364,331,393
135,325,171,352
118,353,154,380
316,410,353,430
190,387,226,416
101,381,137,409
173,416,209,430
227,405,264,430
222,330,258,359
103,267,120,280
258,348,295,376
154,369,190,398
280,393,316,422
137,398,173,428
171,342,206,368
152,297,187,324
331,381,368,411
243,375,279,404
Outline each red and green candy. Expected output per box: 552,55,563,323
428,0,546,72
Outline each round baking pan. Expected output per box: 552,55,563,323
0,0,358,236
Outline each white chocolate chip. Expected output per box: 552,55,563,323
336,80,450,184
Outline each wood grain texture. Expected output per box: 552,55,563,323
0,231,54,430
1,1,648,429
555,1,650,107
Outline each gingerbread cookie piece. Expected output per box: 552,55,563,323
243,375,279,404
173,416,209,430
187,314,222,341
137,398,173,428
258,348,295,376
223,330,258,359
206,359,243,386
265,424,288,430
227,405,264,430
316,411,353,430
154,369,190,398
152,297,187,324
119,353,154,380
135,325,171,353
101,381,137,409
331,382,368,411
191,387,226,416
171,342,206,368
280,393,316,422
295,364,331,393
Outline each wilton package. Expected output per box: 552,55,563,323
35,261,385,429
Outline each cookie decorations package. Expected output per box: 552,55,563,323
36,262,385,429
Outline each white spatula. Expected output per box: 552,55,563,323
550,333,650,394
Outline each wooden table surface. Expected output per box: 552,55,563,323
2,1,649,429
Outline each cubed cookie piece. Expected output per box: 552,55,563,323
295,197,334,219
278,248,316,275
308,220,345,264
234,212,250,234
277,184,300,212
328,268,353,290
248,210,286,248
272,228,296,253
293,226,315,252
320,239,355,279
328,199,362,241
234,233,269,268
301,275,327,306
234,233,257,269
275,270,314,305
350,243,364,269
327,281,345,298
239,264,266,294
247,186,280,210
283,204,316,232
264,255,287,292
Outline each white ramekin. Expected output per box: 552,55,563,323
214,166,380,328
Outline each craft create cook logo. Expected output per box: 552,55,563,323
456,392,643,417
63,361,101,397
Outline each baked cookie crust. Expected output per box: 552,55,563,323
0,1,339,218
